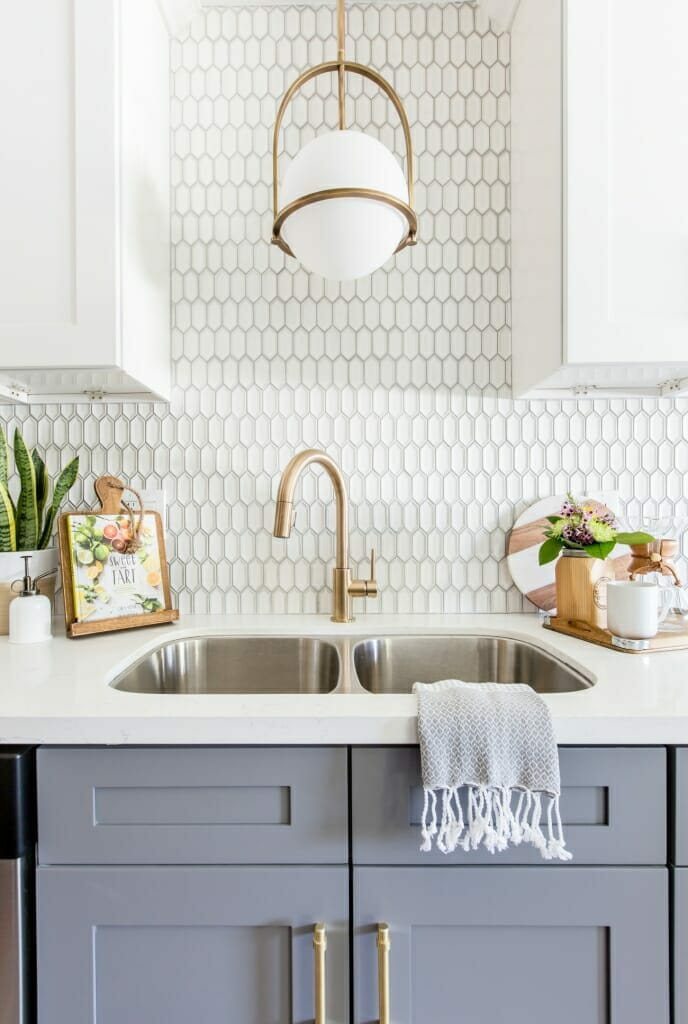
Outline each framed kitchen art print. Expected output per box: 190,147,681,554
58,510,178,637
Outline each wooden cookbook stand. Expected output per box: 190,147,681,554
58,475,179,638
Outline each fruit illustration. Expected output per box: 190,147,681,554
133,594,162,613
71,512,163,620
72,515,117,582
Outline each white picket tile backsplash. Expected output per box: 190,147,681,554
2,3,687,614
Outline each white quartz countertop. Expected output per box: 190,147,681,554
1,613,688,746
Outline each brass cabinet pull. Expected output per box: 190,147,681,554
377,923,391,1024
314,923,327,1024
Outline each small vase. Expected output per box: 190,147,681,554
555,549,613,629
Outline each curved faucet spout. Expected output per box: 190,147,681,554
273,449,348,568
272,449,377,622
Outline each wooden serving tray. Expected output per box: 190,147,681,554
543,616,688,654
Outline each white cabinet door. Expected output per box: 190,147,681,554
0,0,117,364
0,0,170,402
566,0,688,366
511,0,688,397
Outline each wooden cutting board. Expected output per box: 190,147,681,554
506,492,632,612
544,616,688,653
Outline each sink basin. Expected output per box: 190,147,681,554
353,635,592,694
111,636,340,694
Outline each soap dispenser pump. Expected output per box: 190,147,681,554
9,555,56,644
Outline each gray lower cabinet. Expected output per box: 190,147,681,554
38,865,349,1024
35,745,673,1024
354,867,670,1024
676,869,688,1022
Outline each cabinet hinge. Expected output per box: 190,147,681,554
660,378,688,396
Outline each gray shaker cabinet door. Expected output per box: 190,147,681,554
675,749,688,864
675,869,688,1021
38,866,348,1024
354,867,669,1024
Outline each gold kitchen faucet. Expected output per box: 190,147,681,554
273,449,378,622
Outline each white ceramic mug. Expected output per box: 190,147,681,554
606,581,668,639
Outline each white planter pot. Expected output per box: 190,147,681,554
0,548,59,582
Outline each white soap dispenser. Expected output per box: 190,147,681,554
9,555,56,644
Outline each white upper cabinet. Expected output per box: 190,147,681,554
511,0,688,398
0,0,170,404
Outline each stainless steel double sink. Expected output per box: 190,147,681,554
111,634,592,695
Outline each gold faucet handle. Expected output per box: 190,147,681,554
369,548,377,594
349,548,378,599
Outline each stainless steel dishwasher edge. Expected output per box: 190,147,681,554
0,748,36,1024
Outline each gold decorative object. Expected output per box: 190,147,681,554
271,0,417,280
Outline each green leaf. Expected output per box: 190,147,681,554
0,424,15,518
585,540,616,560
614,531,655,546
0,424,8,491
14,430,38,550
32,448,49,532
38,456,79,550
0,480,16,552
545,515,562,524
539,537,562,565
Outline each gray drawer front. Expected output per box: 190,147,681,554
675,749,688,865
352,746,666,865
38,747,347,865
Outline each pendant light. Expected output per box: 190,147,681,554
271,0,417,282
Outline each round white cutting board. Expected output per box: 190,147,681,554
506,492,631,612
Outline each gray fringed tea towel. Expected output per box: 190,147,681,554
414,680,572,862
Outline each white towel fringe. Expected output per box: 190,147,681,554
422,785,572,862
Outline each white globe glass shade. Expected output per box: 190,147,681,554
280,130,409,282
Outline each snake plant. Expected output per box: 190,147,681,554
0,426,79,553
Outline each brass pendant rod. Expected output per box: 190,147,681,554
272,60,416,228
337,0,346,129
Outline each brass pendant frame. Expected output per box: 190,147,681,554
271,7,417,261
